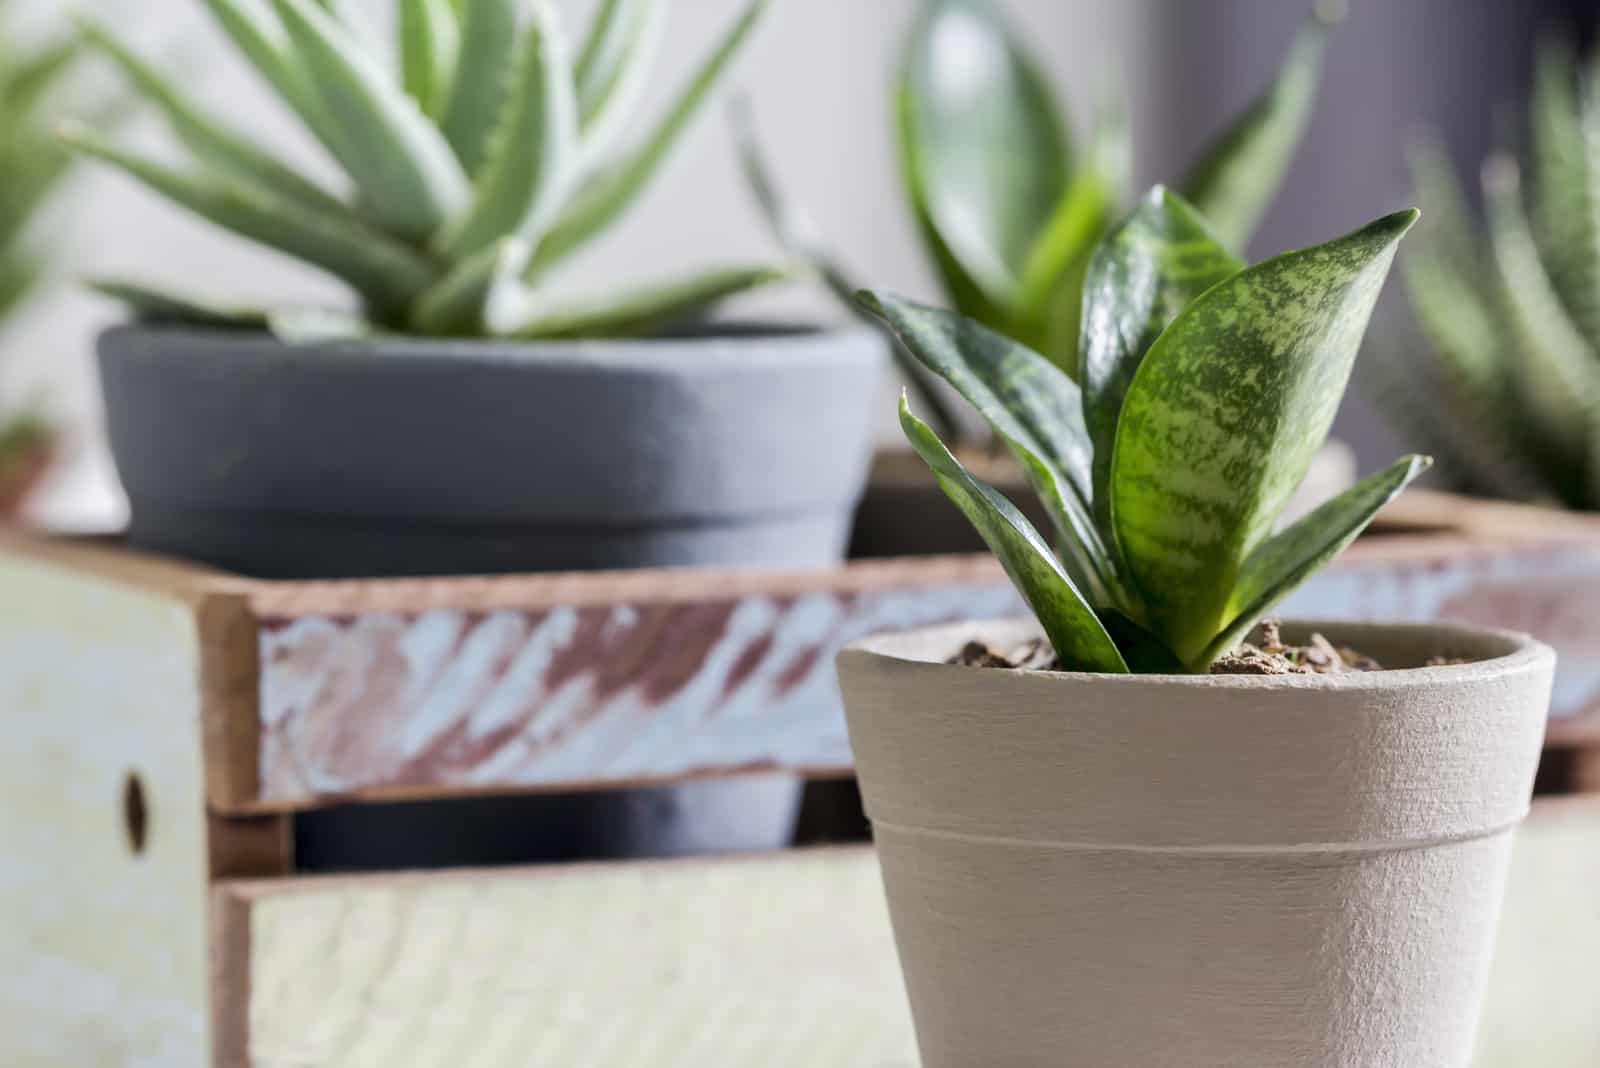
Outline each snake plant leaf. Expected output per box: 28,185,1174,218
1198,453,1431,669
1529,40,1600,347
1112,207,1416,664
61,123,436,313
897,0,1069,310
500,262,793,340
75,17,349,217
525,0,769,278
1483,155,1596,496
729,97,962,440
90,278,273,329
272,0,469,240
399,0,459,118
575,0,663,160
1179,13,1331,250
202,0,347,159
1081,187,1243,543
441,3,578,259
859,291,1120,609
900,394,1127,673
439,0,523,174
410,237,529,335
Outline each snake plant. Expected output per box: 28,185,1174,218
739,0,1336,439
0,16,98,510
66,0,789,340
863,189,1428,673
1382,43,1600,508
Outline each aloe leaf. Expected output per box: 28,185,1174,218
897,0,1069,309
272,0,469,240
441,3,578,259
440,0,524,174
62,123,436,314
526,0,769,278
1407,138,1485,291
399,0,459,118
1483,155,1597,502
1197,454,1431,669
1080,187,1244,545
575,0,663,159
1179,12,1331,250
1529,40,1600,348
1,37,80,115
900,394,1127,673
75,17,349,216
267,305,374,343
729,97,962,441
203,0,347,157
89,278,273,328
409,237,529,335
500,262,792,339
1112,208,1417,664
859,291,1121,609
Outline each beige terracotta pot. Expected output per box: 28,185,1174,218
837,619,1554,1068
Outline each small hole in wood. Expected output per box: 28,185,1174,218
123,772,149,856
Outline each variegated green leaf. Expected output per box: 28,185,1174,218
1179,12,1331,250
75,16,348,216
899,394,1127,673
61,123,436,314
441,2,578,258
399,0,459,118
897,0,1069,308
525,0,768,277
89,278,272,329
272,0,469,240
1483,155,1597,502
1080,187,1243,544
501,262,791,339
858,291,1120,610
1112,208,1416,664
441,0,524,174
1199,454,1431,669
729,95,962,441
575,0,663,159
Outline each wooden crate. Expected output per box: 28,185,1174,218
6,500,1600,1065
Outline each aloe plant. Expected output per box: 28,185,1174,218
67,0,790,339
865,188,1428,673
1384,43,1600,508
0,18,100,508
738,0,1335,438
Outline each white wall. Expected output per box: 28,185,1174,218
10,0,1160,528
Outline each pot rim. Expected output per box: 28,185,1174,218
98,319,883,370
842,617,1552,691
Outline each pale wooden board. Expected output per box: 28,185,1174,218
1474,799,1600,1068
223,848,918,1068
0,550,215,1067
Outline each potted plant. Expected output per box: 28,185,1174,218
1377,43,1600,508
69,0,884,579
0,22,102,519
736,0,1345,555
836,190,1555,1065
70,0,887,862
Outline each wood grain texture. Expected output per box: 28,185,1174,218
0,548,214,1067
220,848,917,1068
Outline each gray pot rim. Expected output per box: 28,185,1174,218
97,320,882,371
843,617,1552,691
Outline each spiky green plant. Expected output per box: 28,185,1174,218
0,17,97,511
1389,43,1600,508
738,0,1336,440
66,0,790,340
862,189,1428,673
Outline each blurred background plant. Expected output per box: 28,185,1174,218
1379,43,1600,509
0,5,103,517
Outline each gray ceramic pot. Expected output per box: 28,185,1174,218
99,322,884,864
98,323,884,578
